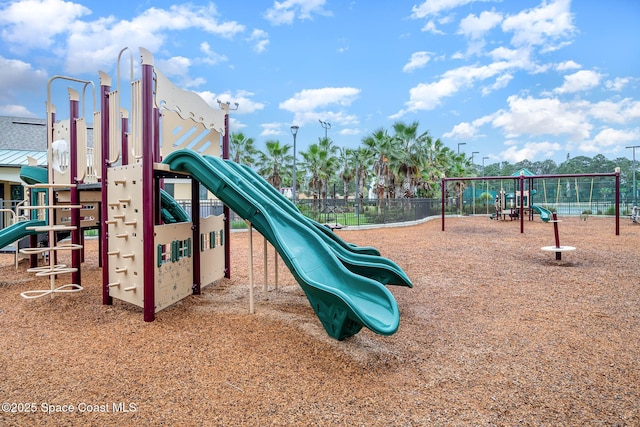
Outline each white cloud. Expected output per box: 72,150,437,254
280,87,360,112
605,77,631,92
581,128,640,153
421,20,445,34
486,46,532,68
339,128,360,136
21,3,245,74
0,104,38,117
443,121,478,139
0,56,48,98
411,0,493,18
248,29,270,53
502,0,575,48
260,122,282,136
403,51,432,73
587,99,640,124
492,95,592,141
200,42,228,66
481,73,513,95
556,60,581,71
198,90,266,115
500,141,562,163
458,10,502,39
264,0,331,25
0,0,90,50
554,69,602,94
394,60,516,115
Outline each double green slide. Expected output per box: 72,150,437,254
163,149,411,340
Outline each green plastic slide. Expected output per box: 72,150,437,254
531,205,552,222
232,161,380,256
163,149,401,340
221,159,411,287
0,219,46,250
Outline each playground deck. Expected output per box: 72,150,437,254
1,216,639,425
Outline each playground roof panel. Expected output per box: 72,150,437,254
0,149,47,167
511,168,536,177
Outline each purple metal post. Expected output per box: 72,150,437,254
519,174,524,234
100,78,112,305
615,170,620,235
141,59,155,322
223,111,231,278
121,116,128,165
192,178,201,295
441,177,446,231
69,96,81,287
551,212,562,260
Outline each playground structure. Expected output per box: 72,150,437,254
1,47,410,340
441,170,622,235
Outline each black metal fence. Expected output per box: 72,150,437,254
176,195,632,229
176,197,441,227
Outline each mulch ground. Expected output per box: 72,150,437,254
0,215,638,426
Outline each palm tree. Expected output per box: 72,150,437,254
318,137,339,209
256,140,292,190
353,146,373,208
230,132,258,166
362,128,399,204
338,147,355,204
391,120,431,198
300,143,324,210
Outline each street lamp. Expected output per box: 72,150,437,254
319,120,331,140
627,145,640,206
471,151,479,165
482,156,489,176
457,142,466,154
290,125,299,204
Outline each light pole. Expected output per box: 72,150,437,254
457,142,466,154
482,156,489,176
290,125,299,204
471,151,479,166
319,120,331,210
319,120,331,140
627,145,640,207
355,151,360,226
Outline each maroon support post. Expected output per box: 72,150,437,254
223,111,231,278
519,174,524,234
141,58,155,322
69,95,81,288
101,76,112,305
191,178,201,295
441,177,446,231
551,212,562,261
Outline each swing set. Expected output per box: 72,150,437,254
441,169,622,235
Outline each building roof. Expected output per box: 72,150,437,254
0,115,94,167
0,149,47,167
0,116,48,151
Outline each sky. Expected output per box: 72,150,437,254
0,0,639,165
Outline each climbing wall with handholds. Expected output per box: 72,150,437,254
106,163,144,307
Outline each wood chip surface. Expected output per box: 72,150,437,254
0,216,638,425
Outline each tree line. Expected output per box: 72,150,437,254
229,120,639,205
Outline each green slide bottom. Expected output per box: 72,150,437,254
221,159,412,287
0,220,46,251
163,149,402,340
531,205,552,222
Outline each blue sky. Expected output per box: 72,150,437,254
0,0,639,164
